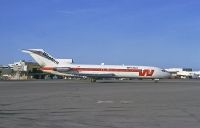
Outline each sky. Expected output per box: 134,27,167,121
0,0,200,69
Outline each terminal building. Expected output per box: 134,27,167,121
0,60,61,80
0,65,13,80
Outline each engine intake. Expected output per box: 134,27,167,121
54,67,71,72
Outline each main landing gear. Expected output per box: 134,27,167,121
90,78,97,83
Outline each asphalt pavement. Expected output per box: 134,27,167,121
0,79,200,128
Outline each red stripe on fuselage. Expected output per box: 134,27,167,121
71,68,141,72
40,67,54,70
41,67,155,76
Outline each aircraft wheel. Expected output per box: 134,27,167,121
154,79,160,83
90,78,96,83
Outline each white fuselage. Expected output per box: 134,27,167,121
42,64,170,79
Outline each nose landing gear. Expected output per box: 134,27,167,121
154,79,160,83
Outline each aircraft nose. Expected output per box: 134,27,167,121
165,72,171,78
159,69,171,78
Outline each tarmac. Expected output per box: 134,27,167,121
1,79,200,128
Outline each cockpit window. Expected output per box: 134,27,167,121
161,69,167,72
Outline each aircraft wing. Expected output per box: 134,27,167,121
42,70,74,76
76,73,116,78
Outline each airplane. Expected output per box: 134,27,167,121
22,49,171,82
165,68,200,79
192,71,200,78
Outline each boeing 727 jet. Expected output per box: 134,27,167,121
22,49,170,82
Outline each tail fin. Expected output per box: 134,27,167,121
22,49,59,67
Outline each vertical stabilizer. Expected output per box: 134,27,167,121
22,49,59,67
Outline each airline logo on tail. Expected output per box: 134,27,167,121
23,49,59,64
42,52,59,64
